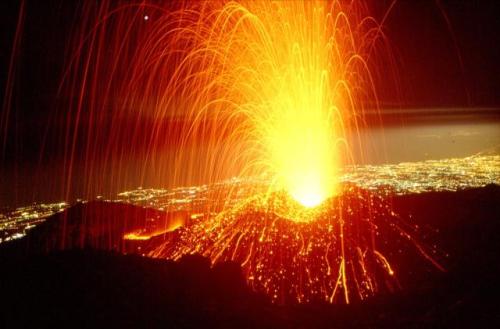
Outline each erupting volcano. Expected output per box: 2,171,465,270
3,0,500,327
46,0,444,304
2,0,466,307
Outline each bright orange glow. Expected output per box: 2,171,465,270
123,212,186,241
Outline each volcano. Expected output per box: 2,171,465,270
1,185,500,328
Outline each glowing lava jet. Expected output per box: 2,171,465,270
181,0,348,208
58,1,443,303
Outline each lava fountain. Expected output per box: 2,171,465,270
131,0,351,209
153,0,372,208
59,0,389,209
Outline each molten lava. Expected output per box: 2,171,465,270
148,186,422,303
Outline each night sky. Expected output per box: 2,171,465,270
2,1,500,116
378,0,500,107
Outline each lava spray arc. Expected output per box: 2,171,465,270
56,0,445,304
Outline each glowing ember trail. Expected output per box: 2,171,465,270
56,0,445,304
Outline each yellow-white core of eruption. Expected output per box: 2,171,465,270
246,3,340,209
265,95,338,208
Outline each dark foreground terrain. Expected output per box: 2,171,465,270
1,185,499,328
